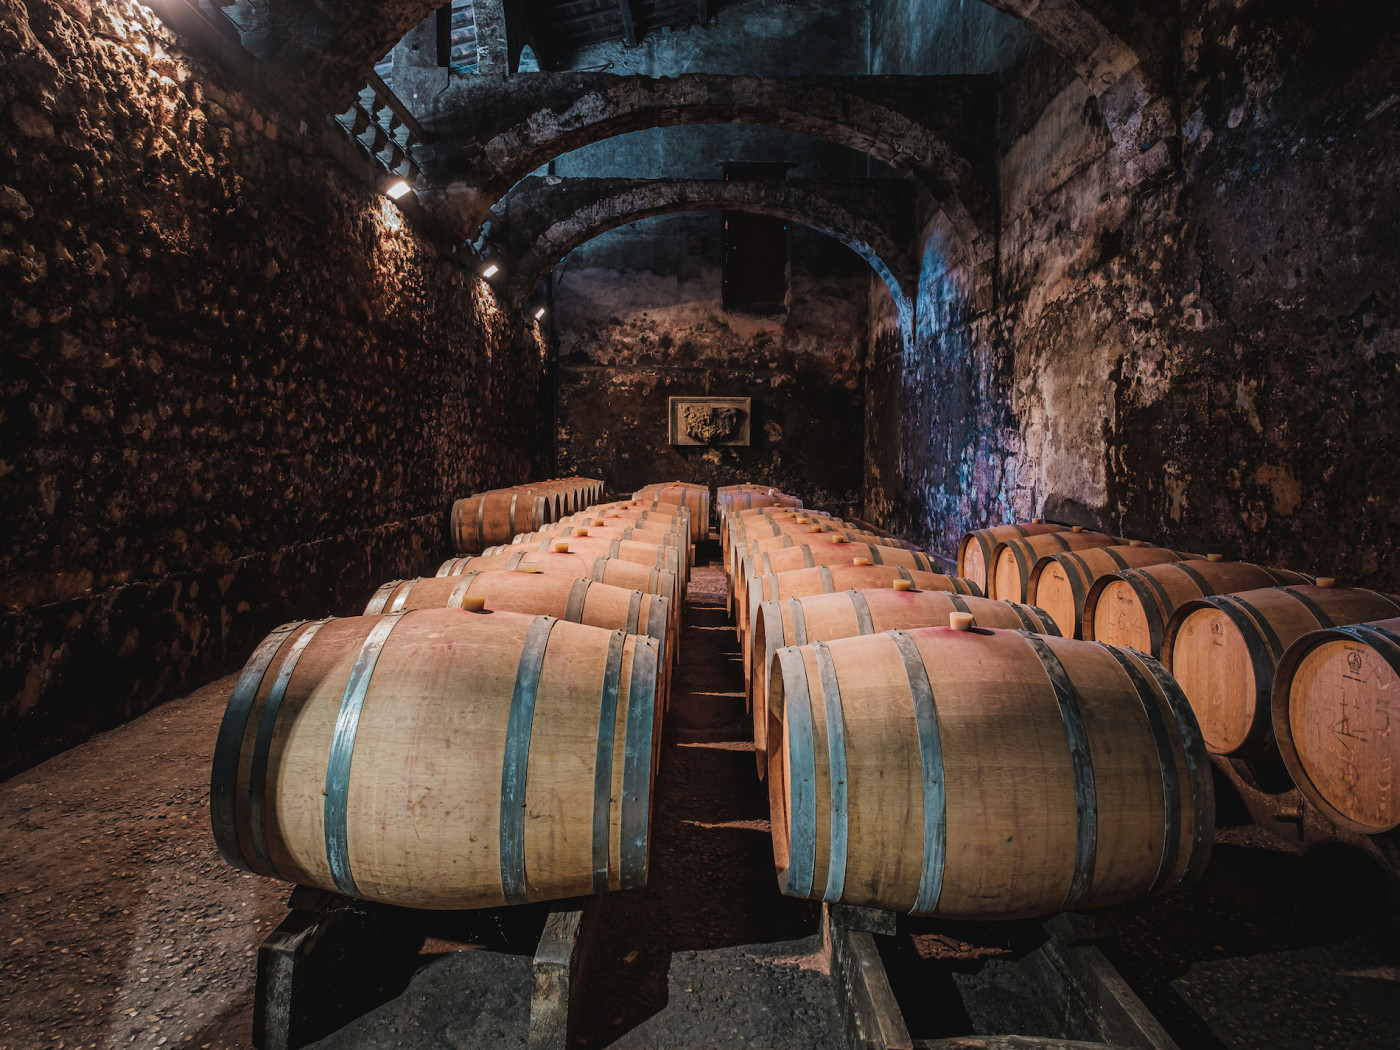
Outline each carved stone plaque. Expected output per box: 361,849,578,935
669,397,752,446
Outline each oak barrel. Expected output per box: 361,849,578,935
450,490,554,553
1272,616,1400,833
1162,585,1400,759
990,529,1120,603
634,483,710,542
957,522,1067,594
210,608,660,909
749,588,1060,762
1084,559,1312,656
1028,543,1197,639
766,625,1213,918
495,536,684,595
438,551,680,642
739,541,941,643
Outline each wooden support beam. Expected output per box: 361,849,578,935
528,899,598,1050
617,0,638,47
1019,918,1180,1050
824,904,913,1050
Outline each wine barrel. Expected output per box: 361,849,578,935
1272,616,1400,833
1028,543,1198,639
496,536,684,594
990,528,1120,603
450,490,554,553
1163,583,1400,758
957,522,1067,594
513,524,692,581
634,483,710,543
1084,559,1313,657
732,527,903,592
739,541,941,644
437,551,681,645
366,572,670,657
210,608,660,909
749,588,1060,764
765,624,1212,918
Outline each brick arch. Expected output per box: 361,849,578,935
492,177,917,342
417,73,994,259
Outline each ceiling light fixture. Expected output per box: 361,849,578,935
534,307,546,320
386,180,413,200
482,264,499,278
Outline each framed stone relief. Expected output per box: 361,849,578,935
669,397,752,446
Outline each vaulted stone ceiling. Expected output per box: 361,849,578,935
162,0,1180,318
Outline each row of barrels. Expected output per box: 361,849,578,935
449,476,604,553
633,482,711,543
718,500,1214,920
957,521,1400,834
209,488,696,911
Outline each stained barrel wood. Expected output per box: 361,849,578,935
450,490,555,554
957,522,1068,594
1028,544,1197,639
766,626,1213,918
365,571,672,669
1272,616,1400,833
437,552,681,645
1163,585,1400,758
990,529,1120,603
1084,560,1312,657
209,608,660,909
749,588,1061,762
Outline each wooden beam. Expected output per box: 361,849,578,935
617,0,637,47
823,904,913,1050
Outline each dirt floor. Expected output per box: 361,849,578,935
4,542,1399,1050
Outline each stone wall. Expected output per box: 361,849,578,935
0,0,542,776
866,0,1400,589
555,218,868,509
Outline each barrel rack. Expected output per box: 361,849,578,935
251,885,1182,1050
252,887,599,1050
823,904,1178,1050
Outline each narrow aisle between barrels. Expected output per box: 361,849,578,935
574,542,849,1050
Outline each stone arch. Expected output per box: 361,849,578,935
418,73,995,259
977,0,1177,180
492,177,917,344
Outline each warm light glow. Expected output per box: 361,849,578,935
481,264,499,278
534,307,546,320
386,180,412,200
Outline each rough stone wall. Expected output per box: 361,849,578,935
555,218,867,509
867,0,1400,587
0,0,542,776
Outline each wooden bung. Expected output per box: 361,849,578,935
463,596,487,612
949,612,975,631
765,627,1213,918
852,557,870,566
893,579,914,591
